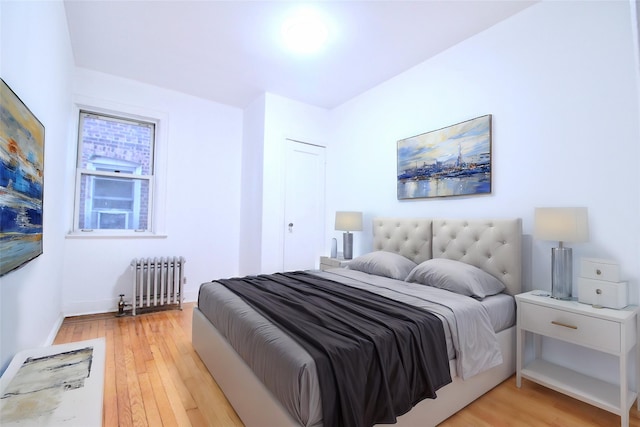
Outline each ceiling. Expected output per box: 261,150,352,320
64,1,537,109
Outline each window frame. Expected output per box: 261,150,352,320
68,96,168,238
85,157,143,229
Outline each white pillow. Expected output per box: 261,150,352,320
347,251,417,281
405,258,505,299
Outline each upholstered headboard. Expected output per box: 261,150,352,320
372,218,522,296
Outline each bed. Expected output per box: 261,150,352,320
192,217,522,427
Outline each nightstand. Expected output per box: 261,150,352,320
516,291,639,427
319,256,352,271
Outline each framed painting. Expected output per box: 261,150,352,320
0,338,105,426
0,78,45,276
397,114,492,200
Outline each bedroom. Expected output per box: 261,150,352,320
1,0,639,425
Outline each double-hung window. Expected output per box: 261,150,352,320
74,111,155,233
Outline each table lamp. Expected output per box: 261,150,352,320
335,211,362,260
534,207,588,299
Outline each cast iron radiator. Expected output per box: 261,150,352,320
130,256,185,315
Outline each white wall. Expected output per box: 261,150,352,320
328,0,639,294
326,1,640,383
239,93,332,275
239,95,266,276
0,0,75,372
259,93,330,273
62,69,243,315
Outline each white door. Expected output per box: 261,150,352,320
283,139,326,271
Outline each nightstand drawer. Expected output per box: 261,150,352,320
520,302,620,353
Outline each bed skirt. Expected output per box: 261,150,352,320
192,307,516,427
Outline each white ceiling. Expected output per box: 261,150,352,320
64,1,537,109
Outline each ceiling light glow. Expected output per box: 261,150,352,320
281,8,329,54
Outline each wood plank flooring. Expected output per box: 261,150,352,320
54,303,243,427
54,302,640,426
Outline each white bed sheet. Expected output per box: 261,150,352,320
316,268,509,379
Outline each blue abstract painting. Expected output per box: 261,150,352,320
1,78,45,276
397,115,492,200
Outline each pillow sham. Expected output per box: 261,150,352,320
405,258,505,299
347,251,417,281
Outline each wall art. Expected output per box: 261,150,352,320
0,338,105,426
0,78,45,276
397,114,491,200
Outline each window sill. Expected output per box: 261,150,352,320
66,231,168,239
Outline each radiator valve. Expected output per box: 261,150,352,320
116,294,132,317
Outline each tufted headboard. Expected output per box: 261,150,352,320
372,218,522,296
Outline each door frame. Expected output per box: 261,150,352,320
282,138,326,271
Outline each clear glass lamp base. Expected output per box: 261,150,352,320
551,247,572,300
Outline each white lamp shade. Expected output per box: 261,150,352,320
335,211,363,232
534,207,588,243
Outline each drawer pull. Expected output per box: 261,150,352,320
551,320,578,330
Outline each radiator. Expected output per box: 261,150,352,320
130,256,186,315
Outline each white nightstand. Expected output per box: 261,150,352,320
516,291,639,427
319,256,352,271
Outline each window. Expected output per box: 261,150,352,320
74,111,155,233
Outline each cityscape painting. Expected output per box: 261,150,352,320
397,115,492,200
0,78,45,276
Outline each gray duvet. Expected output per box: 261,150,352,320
197,268,515,427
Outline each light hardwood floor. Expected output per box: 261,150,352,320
54,302,640,426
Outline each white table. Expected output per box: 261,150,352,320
516,291,638,427
319,256,352,271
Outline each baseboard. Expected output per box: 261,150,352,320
184,289,199,303
63,294,198,317
46,312,65,345
63,298,120,317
